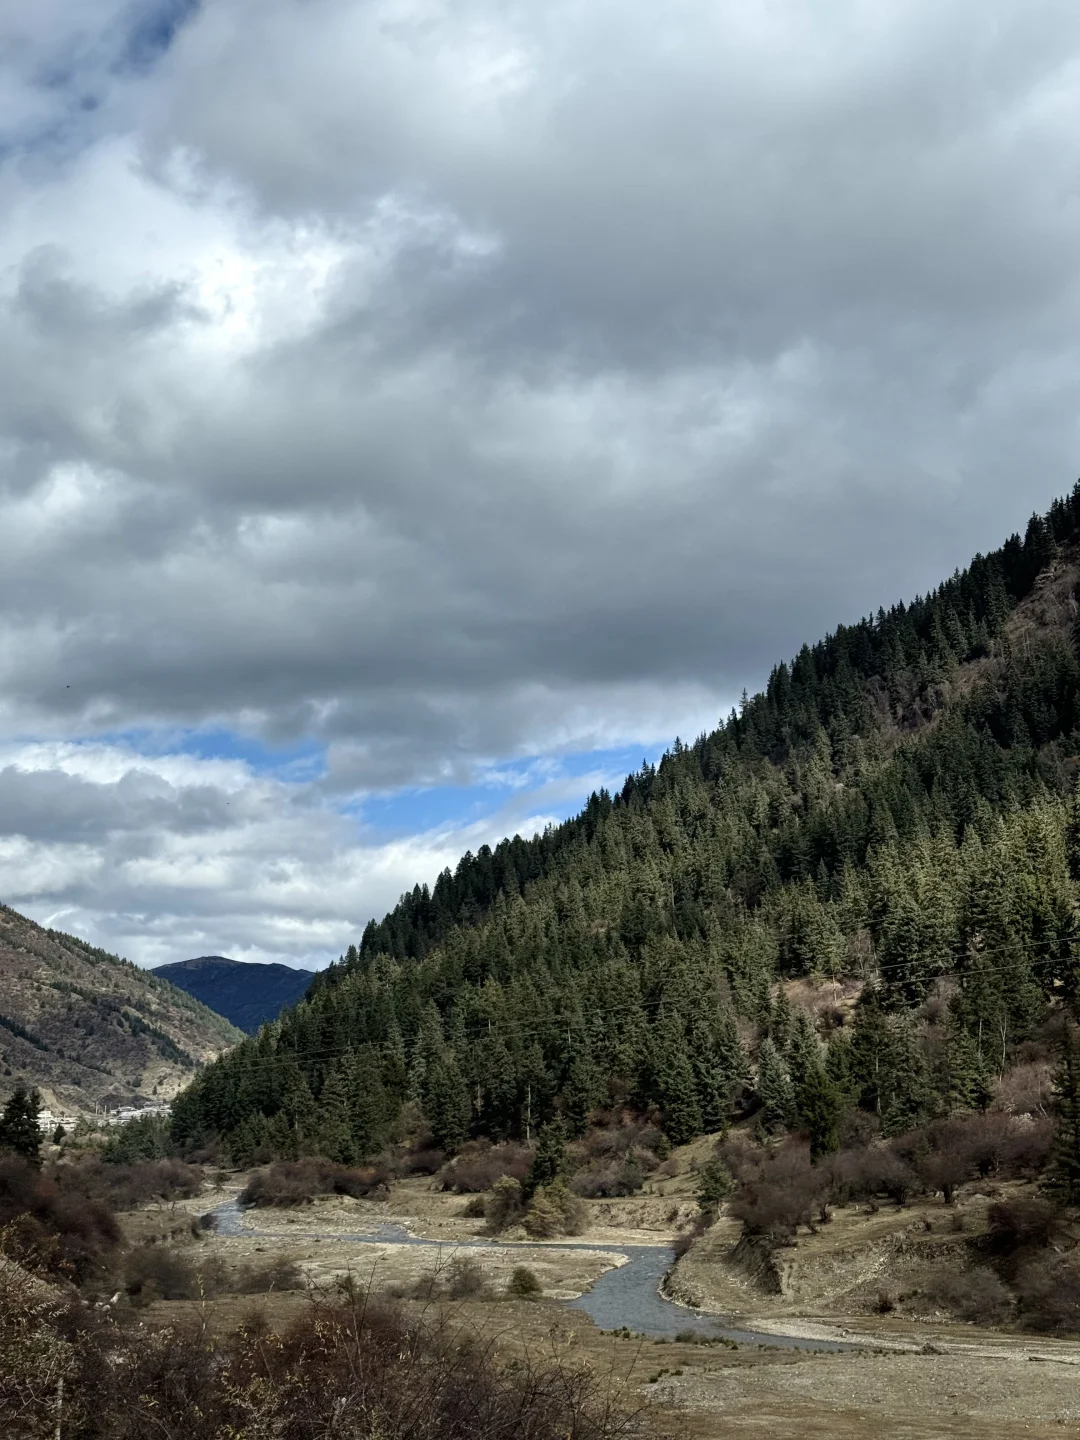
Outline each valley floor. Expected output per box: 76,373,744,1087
129,1159,1080,1437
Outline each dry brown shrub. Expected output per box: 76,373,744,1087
993,1061,1054,1116
239,1158,389,1207
396,1146,446,1177
0,1155,119,1285
727,1141,827,1241
821,1144,916,1210
578,1118,664,1161
438,1141,530,1193
570,1155,647,1198
986,1196,1068,1258
1014,1257,1080,1333
925,1266,1013,1324
55,1157,202,1211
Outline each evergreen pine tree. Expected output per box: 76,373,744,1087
422,1056,472,1152
562,1045,603,1137
944,1021,991,1111
525,1120,567,1198
651,1012,702,1144
798,1062,841,1161
786,1007,823,1092
0,1083,41,1164
756,1038,795,1132
315,1063,356,1164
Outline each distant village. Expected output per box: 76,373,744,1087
38,1100,172,1133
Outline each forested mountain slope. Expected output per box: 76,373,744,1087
0,906,242,1115
154,956,313,1034
173,486,1080,1164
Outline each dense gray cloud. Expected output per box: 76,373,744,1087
0,0,1079,962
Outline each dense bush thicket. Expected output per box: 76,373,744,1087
173,487,1080,1169
54,1156,203,1212
0,1155,119,1285
713,1109,1080,1332
719,1108,1056,1243
238,1158,390,1207
0,1285,648,1440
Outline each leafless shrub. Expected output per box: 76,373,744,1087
239,1159,389,1207
54,1158,203,1212
0,1155,119,1285
438,1142,530,1193
396,1147,446,1177
986,1197,1068,1258
123,1247,202,1306
925,1266,1013,1324
578,1119,664,1162
993,1061,1053,1117
445,1255,487,1299
728,1142,826,1242
824,1145,918,1208
916,1146,970,1205
570,1155,646,1198
230,1258,305,1294
1014,1257,1080,1333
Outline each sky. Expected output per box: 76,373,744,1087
1,0,1079,970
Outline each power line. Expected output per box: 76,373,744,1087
183,936,1080,1075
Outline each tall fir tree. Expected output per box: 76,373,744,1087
756,1038,795,1132
0,1083,41,1164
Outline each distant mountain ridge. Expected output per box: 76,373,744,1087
0,906,242,1116
153,956,313,1034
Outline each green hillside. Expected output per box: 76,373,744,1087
173,486,1080,1163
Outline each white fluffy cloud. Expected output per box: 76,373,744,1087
1,0,1079,963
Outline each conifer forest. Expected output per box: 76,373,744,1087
172,485,1080,1174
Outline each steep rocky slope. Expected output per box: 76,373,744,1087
0,905,242,1114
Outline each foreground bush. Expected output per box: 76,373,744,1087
239,1159,389,1207
0,1155,119,1285
0,1280,649,1440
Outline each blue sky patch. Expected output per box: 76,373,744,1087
354,742,667,841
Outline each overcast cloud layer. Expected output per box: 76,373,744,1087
1,0,1079,967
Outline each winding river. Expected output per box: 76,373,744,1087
210,1199,852,1351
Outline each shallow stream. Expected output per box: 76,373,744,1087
210,1198,852,1351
